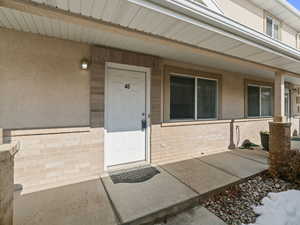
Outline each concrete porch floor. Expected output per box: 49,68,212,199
14,150,268,225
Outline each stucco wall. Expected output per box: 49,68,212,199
222,72,245,119
281,23,297,48
215,0,298,49
215,0,264,32
0,28,90,129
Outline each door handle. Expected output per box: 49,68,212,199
141,119,147,130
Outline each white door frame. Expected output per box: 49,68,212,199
104,62,151,171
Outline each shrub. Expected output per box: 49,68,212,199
271,149,300,184
285,150,300,184
260,131,270,135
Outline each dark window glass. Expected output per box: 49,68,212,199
274,23,279,40
261,87,272,117
248,86,260,117
197,79,217,119
266,17,273,37
170,76,195,119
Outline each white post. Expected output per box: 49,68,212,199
274,72,285,122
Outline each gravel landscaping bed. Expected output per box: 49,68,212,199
203,173,300,225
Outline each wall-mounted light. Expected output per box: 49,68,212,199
81,58,89,70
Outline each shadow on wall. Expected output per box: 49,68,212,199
227,119,264,149
291,119,300,137
293,129,298,136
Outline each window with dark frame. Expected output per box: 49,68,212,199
170,75,218,120
247,85,273,117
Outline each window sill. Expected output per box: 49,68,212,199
161,117,273,127
3,126,91,137
235,117,273,123
161,119,232,127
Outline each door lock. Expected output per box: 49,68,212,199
141,119,147,130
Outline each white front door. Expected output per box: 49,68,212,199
105,65,148,167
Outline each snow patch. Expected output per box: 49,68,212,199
246,190,300,225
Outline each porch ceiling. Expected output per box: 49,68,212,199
0,0,300,80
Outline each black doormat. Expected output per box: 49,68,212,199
110,167,160,184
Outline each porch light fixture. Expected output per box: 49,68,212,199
81,58,89,70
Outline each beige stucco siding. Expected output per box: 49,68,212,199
215,0,264,32
281,23,297,48
215,0,298,48
0,28,90,129
221,72,245,119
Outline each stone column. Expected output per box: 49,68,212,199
0,143,19,225
269,122,291,177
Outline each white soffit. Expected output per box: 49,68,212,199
250,0,300,32
0,7,276,80
0,0,300,76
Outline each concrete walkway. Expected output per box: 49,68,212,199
102,166,198,225
14,180,118,225
155,207,226,225
14,150,268,225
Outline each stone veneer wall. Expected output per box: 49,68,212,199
5,128,103,194
151,119,271,165
151,122,231,165
0,143,18,225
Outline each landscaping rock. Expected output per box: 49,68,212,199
203,173,300,225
